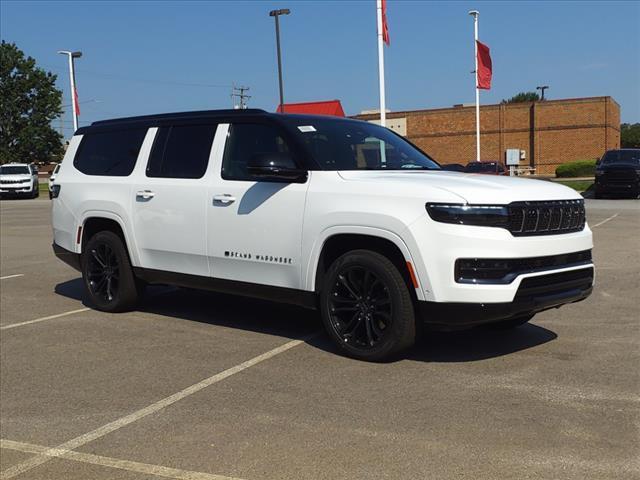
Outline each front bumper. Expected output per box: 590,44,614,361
0,185,34,195
405,213,594,303
417,266,593,329
595,178,640,193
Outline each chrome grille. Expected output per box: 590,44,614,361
0,179,27,185
508,200,585,236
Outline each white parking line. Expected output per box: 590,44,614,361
0,439,244,480
0,336,313,479
591,213,619,228
0,274,24,280
0,308,90,331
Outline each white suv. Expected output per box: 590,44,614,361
0,163,39,198
52,110,594,361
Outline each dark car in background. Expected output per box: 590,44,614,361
595,149,640,199
441,163,466,172
465,161,507,175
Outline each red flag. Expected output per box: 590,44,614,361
476,40,492,89
73,87,81,116
381,0,390,46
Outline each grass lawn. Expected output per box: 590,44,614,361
38,182,49,193
555,179,593,192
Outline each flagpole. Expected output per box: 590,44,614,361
469,10,480,162
376,0,386,127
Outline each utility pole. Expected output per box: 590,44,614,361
231,85,251,109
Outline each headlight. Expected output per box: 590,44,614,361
425,203,509,228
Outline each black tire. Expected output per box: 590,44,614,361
320,250,416,361
48,191,53,200
81,230,140,312
487,314,534,330
33,184,39,198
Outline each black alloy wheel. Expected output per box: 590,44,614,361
82,230,140,312
321,250,416,361
87,242,120,303
328,265,392,349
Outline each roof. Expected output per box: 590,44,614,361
76,108,365,136
276,100,345,117
90,108,268,126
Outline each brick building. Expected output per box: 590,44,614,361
355,96,620,175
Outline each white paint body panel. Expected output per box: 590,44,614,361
206,124,309,288
130,127,213,276
52,124,594,305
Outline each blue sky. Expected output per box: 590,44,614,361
2,0,639,136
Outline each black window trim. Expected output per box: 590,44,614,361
73,127,148,177
221,120,307,183
145,122,218,180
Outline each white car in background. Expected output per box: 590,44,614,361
48,164,61,199
0,163,39,199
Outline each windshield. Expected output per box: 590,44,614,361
601,150,640,166
466,162,496,172
283,118,440,171
0,166,30,175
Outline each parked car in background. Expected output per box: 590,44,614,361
0,163,39,198
48,164,61,199
594,149,640,199
465,161,507,175
440,163,466,172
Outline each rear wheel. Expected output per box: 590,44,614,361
320,250,416,361
82,231,140,312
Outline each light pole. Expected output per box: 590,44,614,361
468,10,480,162
269,8,290,112
57,50,82,132
536,85,549,101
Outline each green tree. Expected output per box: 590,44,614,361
620,123,640,148
0,41,63,164
501,91,540,104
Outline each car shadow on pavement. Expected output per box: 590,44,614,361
55,278,557,363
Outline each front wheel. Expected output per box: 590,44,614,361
320,250,416,361
82,231,140,312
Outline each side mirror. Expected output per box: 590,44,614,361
247,153,308,183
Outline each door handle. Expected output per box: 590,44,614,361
213,194,236,205
136,190,155,200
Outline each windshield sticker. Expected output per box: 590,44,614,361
297,125,317,133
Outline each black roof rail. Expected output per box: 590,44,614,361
91,108,268,126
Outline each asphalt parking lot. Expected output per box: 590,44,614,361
1,198,639,480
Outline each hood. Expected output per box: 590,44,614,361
337,170,581,204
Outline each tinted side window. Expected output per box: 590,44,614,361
222,123,291,181
147,124,217,179
74,129,147,176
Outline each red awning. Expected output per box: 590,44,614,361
276,100,345,117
